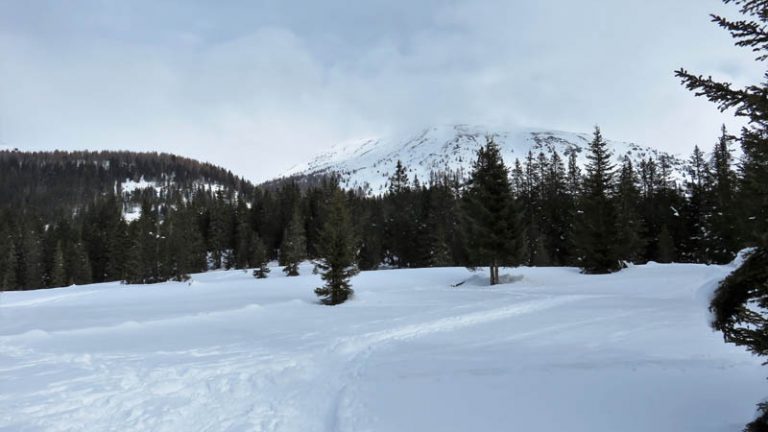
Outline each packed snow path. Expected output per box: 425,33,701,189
0,264,765,431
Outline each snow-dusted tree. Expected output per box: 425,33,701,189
314,189,358,305
463,137,521,285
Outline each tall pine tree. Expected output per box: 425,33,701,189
575,126,621,273
463,138,521,285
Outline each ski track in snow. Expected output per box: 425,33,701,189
0,264,764,432
1,294,580,432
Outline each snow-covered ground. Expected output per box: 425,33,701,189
0,263,764,431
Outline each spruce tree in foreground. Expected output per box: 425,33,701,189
575,126,621,274
676,1,768,429
314,189,358,305
280,210,306,276
463,137,521,285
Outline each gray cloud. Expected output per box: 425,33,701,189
0,0,761,182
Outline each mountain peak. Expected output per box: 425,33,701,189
283,125,675,195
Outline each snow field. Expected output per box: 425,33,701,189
0,263,764,431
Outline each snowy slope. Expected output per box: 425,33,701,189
284,125,681,194
0,263,763,431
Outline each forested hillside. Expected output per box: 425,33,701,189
0,150,254,218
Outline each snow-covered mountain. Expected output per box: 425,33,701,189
284,124,681,194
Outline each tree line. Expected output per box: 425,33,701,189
0,121,756,293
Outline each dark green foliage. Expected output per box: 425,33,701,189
383,161,417,267
680,146,710,262
575,127,621,274
656,225,675,264
463,138,521,285
2,240,19,291
208,193,235,270
707,126,741,262
49,242,67,288
0,150,254,220
280,210,307,276
677,1,768,429
540,150,573,266
70,242,93,285
746,404,768,432
251,234,270,279
711,249,768,356
615,158,645,263
314,188,359,305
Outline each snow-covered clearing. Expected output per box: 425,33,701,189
0,263,764,431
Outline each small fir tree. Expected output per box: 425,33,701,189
314,189,359,305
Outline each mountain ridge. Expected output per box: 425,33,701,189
283,124,683,194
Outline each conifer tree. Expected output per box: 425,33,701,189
615,157,645,263
707,126,740,262
656,225,675,264
540,150,571,266
234,201,253,270
71,242,93,285
107,219,130,281
21,227,44,289
566,150,582,197
123,236,144,284
251,233,271,279
208,193,234,269
520,151,543,265
575,126,621,273
388,160,410,194
463,137,521,285
280,210,306,276
383,160,416,267
2,240,19,290
681,146,710,262
314,189,359,305
49,242,67,288
677,1,768,429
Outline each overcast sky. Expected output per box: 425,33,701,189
0,0,761,182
